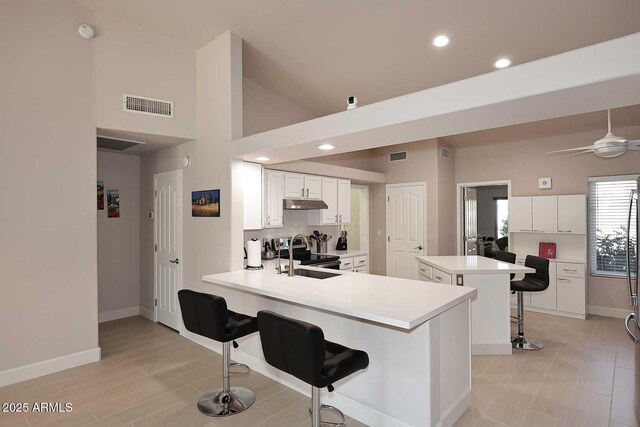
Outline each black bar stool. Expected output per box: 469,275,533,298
178,289,258,416
257,311,369,427
495,250,517,280
510,255,550,350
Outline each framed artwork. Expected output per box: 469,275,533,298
192,189,220,217
97,181,104,210
107,189,120,218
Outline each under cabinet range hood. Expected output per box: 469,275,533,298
283,199,328,210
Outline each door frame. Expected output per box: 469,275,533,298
456,180,511,255
385,182,427,276
351,184,370,255
153,169,183,324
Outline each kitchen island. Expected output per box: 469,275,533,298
416,256,533,355
198,261,476,427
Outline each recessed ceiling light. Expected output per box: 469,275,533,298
318,144,335,151
255,156,269,161
432,35,450,48
494,58,512,69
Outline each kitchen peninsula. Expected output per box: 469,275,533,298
416,256,534,355
200,261,476,427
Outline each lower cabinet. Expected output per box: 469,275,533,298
529,262,557,310
340,255,368,273
431,267,452,285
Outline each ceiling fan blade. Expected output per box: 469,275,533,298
565,150,595,158
547,145,595,154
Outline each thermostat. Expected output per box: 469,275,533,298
538,177,552,189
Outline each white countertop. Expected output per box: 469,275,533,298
202,260,475,330
416,256,534,275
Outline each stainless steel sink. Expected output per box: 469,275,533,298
293,269,340,279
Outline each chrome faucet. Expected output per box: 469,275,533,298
288,234,309,277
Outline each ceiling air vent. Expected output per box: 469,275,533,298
123,94,174,118
389,151,407,162
440,147,451,159
97,136,145,152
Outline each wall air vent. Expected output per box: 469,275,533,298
123,94,174,118
389,151,407,162
439,147,451,159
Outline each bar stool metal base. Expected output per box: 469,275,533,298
310,386,346,427
511,335,544,350
197,386,256,417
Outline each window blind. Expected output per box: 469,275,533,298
588,176,638,277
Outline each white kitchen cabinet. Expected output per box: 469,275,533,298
432,267,453,285
532,196,558,233
284,173,305,198
243,162,262,230
305,175,322,200
263,169,284,228
337,179,351,224
529,262,557,310
309,178,351,225
284,173,323,200
556,276,586,315
509,197,533,233
340,257,354,271
557,195,587,234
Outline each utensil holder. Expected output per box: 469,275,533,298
316,241,328,253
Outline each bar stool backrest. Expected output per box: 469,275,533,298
178,289,229,342
524,255,550,290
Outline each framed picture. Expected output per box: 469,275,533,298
97,180,104,210
107,189,120,218
192,189,220,217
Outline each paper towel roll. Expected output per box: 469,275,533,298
246,239,262,268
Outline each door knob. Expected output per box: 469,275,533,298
169,258,179,264
414,246,423,250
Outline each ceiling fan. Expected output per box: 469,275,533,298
548,109,640,158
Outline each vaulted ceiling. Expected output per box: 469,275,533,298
77,0,640,117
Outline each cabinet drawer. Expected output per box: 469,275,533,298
340,257,354,270
353,266,367,273
557,262,584,278
417,264,433,280
556,276,586,315
432,268,452,285
354,255,368,267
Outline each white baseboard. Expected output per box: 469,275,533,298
472,343,512,355
0,347,101,388
98,306,142,323
180,331,412,427
139,306,154,321
440,389,471,427
587,305,630,319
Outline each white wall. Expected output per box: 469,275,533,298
455,126,640,311
97,151,140,316
93,10,197,139
0,0,99,377
243,77,316,136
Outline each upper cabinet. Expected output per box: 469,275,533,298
509,195,586,235
532,196,557,233
509,197,533,233
263,169,284,228
557,195,587,234
284,173,322,200
243,162,263,230
309,177,351,225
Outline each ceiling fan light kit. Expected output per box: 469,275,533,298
547,109,640,158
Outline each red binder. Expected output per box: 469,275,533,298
539,242,556,259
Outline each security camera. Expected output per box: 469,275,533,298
346,96,358,110
78,24,95,40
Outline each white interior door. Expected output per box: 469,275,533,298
386,183,425,279
154,170,182,330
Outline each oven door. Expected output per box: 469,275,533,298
315,260,341,270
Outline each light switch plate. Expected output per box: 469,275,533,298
538,177,552,189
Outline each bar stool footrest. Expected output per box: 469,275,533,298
229,362,250,376
309,404,346,427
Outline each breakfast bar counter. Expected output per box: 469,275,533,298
195,261,476,427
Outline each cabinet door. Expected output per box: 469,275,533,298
530,262,557,310
337,179,351,224
509,197,533,233
243,162,262,230
321,178,338,224
532,196,558,233
264,170,284,228
556,276,586,315
557,195,586,234
284,173,305,198
304,175,322,200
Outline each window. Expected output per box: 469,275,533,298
495,198,508,239
589,175,638,277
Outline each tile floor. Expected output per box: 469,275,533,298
0,312,636,427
